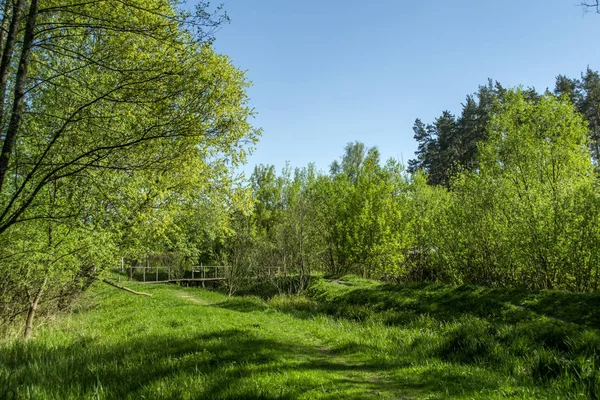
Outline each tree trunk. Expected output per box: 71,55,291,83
24,278,46,341
0,0,14,59
0,0,22,132
102,278,152,297
0,0,37,192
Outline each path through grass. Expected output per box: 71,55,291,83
2,278,596,399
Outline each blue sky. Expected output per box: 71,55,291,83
207,0,600,175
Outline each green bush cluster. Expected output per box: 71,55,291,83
225,90,600,292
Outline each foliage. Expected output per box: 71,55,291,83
426,90,600,290
224,143,416,285
555,68,600,165
409,68,600,186
0,0,258,333
218,89,600,290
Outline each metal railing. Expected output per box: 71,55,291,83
121,260,285,283
191,265,228,280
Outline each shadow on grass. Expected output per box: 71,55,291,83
318,368,505,400
2,327,505,399
258,277,600,398
270,277,600,330
211,297,269,313
6,279,599,398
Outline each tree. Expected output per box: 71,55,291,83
250,164,285,239
479,90,595,288
222,205,256,296
408,80,510,186
0,0,258,335
577,68,600,163
310,172,355,275
312,143,412,279
350,149,410,279
0,1,257,235
408,80,552,187
407,173,450,281
274,165,318,293
555,68,600,164
433,90,599,289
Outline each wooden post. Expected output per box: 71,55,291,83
121,257,124,273
144,255,147,282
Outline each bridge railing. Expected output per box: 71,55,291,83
128,265,172,282
123,262,285,283
191,265,229,280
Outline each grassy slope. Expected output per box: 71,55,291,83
2,276,599,399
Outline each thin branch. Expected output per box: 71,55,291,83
582,1,600,13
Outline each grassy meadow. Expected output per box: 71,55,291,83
2,276,600,399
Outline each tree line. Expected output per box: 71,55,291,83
408,69,600,186
215,77,600,295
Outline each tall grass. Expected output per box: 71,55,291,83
2,276,598,399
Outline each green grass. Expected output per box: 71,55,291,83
2,276,600,399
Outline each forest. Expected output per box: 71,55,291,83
2,0,600,399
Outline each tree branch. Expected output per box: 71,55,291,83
582,1,600,13
101,278,152,296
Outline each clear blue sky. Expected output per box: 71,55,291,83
207,0,600,175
